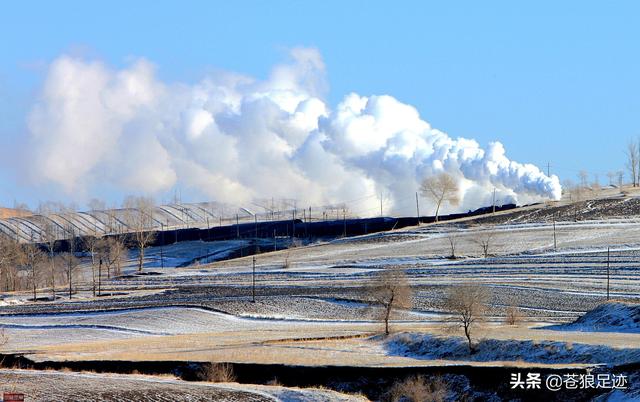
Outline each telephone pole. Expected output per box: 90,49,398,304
303,209,307,238
292,210,296,238
252,256,256,303
98,258,102,296
254,214,258,253
492,188,496,214
343,209,347,237
160,223,165,269
546,162,551,177
607,246,610,300
415,192,420,220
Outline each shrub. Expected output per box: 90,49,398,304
504,305,523,326
199,362,236,383
386,375,447,402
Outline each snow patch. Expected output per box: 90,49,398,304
545,302,640,333
385,332,640,365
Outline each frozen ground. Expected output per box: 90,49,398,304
0,369,365,402
3,197,640,400
544,301,640,333
385,332,640,365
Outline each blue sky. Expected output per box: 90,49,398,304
0,1,638,208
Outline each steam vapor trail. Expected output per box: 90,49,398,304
25,48,561,216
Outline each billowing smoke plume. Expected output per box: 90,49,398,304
25,48,561,216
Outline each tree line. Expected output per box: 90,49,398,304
0,195,158,299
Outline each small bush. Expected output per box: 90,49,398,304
386,375,447,402
199,362,236,383
504,306,523,326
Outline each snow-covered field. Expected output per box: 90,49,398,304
4,198,640,400
0,369,366,402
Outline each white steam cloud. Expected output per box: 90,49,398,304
25,48,561,216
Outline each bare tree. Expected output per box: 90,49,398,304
87,198,106,214
607,171,616,187
446,230,458,259
94,236,126,296
618,170,625,189
84,217,105,297
47,255,66,300
626,141,639,187
123,196,157,272
0,235,20,292
62,251,80,299
23,243,45,302
578,170,589,188
40,218,60,300
63,226,80,299
445,283,490,353
100,237,125,279
504,305,523,326
474,230,495,258
367,267,412,335
420,173,459,222
104,204,124,235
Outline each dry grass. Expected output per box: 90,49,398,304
386,375,447,402
17,321,640,369
198,362,236,383
266,377,281,386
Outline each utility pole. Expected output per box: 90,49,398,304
547,162,551,177
292,210,296,238
98,258,102,296
303,209,308,238
343,209,347,237
553,220,557,250
254,214,258,253
160,223,164,269
252,256,256,303
415,192,420,220
492,188,496,214
607,246,610,301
